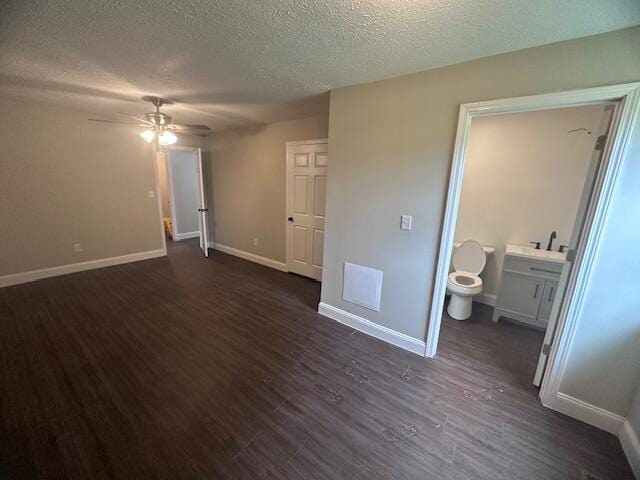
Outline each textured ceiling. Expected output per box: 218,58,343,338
1,0,639,131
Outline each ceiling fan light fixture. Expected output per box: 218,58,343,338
140,129,155,143
158,131,177,145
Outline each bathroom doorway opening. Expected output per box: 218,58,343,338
424,83,640,411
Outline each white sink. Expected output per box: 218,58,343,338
506,244,567,263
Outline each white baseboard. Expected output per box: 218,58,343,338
0,249,167,288
543,392,625,434
173,231,200,241
620,420,640,479
445,291,496,307
318,302,426,356
476,292,497,307
208,241,288,272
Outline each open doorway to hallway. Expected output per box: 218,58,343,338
156,146,210,257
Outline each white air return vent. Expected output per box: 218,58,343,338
342,262,383,311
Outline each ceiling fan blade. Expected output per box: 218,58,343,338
117,112,154,125
174,130,211,137
88,118,147,126
170,123,211,131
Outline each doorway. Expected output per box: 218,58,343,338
157,146,210,257
285,139,328,281
439,102,617,389
425,83,640,412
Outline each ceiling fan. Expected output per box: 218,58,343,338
89,96,211,145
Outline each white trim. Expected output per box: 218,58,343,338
208,241,288,272
620,420,640,479
542,392,625,435
152,150,168,255
475,292,496,307
318,302,426,356
445,291,496,306
0,249,166,288
540,85,640,409
162,145,200,152
426,82,640,360
173,231,200,241
195,147,210,257
285,138,329,146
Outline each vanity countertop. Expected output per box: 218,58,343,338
506,244,566,264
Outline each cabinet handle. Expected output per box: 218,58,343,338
531,266,559,274
548,286,554,302
533,284,539,299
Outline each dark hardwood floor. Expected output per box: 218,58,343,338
0,240,633,479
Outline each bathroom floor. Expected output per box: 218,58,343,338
439,300,546,390
0,242,633,479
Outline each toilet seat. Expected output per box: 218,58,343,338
447,271,483,296
452,240,486,275
447,271,482,289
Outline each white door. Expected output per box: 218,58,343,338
196,148,209,257
286,140,328,281
533,102,618,386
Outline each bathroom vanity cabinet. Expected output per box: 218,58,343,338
492,246,564,329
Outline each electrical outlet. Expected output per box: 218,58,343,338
253,237,259,246
148,190,155,198
74,243,83,252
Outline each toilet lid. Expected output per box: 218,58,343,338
453,240,486,275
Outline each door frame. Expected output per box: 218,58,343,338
285,138,329,275
152,148,168,256
161,145,208,245
424,83,640,407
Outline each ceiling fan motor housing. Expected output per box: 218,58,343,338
146,112,172,126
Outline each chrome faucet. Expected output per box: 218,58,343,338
546,231,557,251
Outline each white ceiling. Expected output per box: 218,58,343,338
1,0,638,131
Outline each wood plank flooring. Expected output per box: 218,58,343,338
0,240,634,479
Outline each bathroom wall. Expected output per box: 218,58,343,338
454,104,606,302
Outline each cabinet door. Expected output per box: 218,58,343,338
538,280,559,325
496,272,544,320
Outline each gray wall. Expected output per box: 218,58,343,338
0,97,163,275
320,26,640,415
205,115,328,262
166,149,200,236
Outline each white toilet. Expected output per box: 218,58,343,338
447,239,486,320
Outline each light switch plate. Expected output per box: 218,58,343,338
401,215,412,231
148,190,155,198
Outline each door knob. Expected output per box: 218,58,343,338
287,217,294,222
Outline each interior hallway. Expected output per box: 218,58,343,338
0,240,633,479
